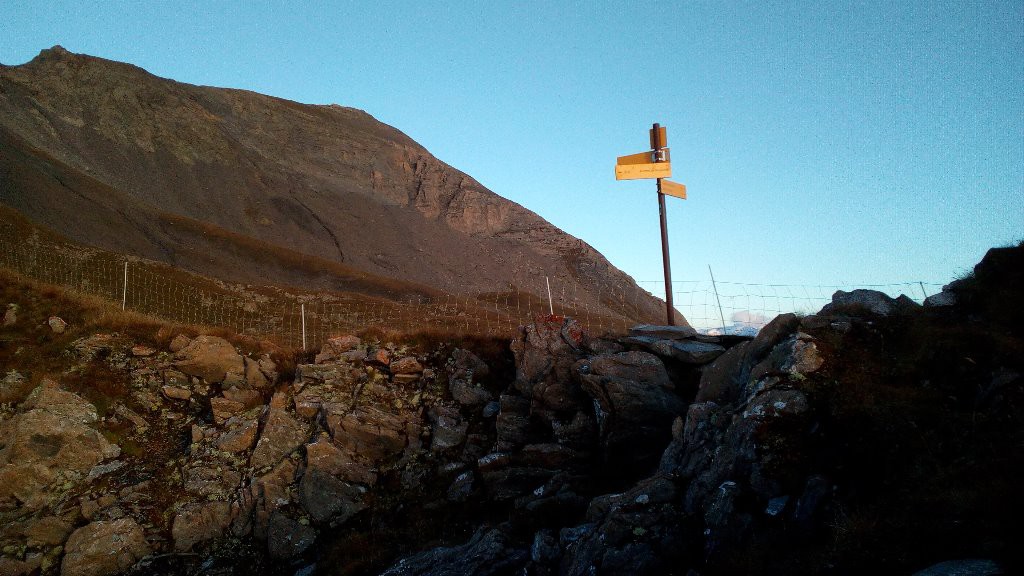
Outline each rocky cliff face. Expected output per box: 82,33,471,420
2,242,1020,576
0,46,676,324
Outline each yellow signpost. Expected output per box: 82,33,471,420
614,162,672,180
660,179,687,200
614,122,687,325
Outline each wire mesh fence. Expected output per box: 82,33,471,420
0,233,944,349
636,279,944,334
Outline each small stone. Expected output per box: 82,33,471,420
369,348,391,365
24,516,73,547
217,419,259,453
339,349,367,362
191,424,205,444
161,385,191,401
169,334,192,353
48,316,68,333
765,495,790,517
390,356,423,375
210,397,245,425
79,498,99,520
447,471,474,502
130,345,156,357
393,374,419,385
223,387,261,408
3,303,18,326
482,401,501,418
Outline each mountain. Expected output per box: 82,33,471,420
0,46,682,325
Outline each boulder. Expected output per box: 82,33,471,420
390,356,423,375
379,527,528,576
584,351,671,389
820,289,917,317
266,512,316,559
450,379,494,409
173,335,245,383
251,394,309,469
210,397,245,425
324,406,410,462
161,385,191,401
172,501,233,551
0,388,118,511
305,436,377,486
315,335,361,364
749,334,824,382
23,515,72,547
924,290,957,307
0,555,42,576
168,334,192,352
217,418,259,453
650,339,726,364
695,341,751,405
511,318,588,399
560,476,685,576
448,342,494,412
61,518,151,576
450,348,491,379
628,324,698,340
696,313,802,406
244,356,270,389
299,467,368,524
576,352,686,474
222,387,262,408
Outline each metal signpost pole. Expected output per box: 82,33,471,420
614,123,686,327
652,123,674,325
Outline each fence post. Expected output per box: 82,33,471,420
918,281,929,301
301,303,307,351
709,266,726,333
545,276,554,316
122,261,128,311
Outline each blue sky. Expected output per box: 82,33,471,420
3,0,1022,294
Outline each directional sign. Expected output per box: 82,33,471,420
617,151,655,165
660,179,687,200
615,162,672,180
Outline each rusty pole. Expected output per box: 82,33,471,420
652,122,674,325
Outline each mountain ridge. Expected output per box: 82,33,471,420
0,46,681,324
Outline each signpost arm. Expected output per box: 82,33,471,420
653,123,675,325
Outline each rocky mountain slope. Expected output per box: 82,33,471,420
0,46,677,324
0,242,1020,575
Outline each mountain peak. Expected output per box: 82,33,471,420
34,44,73,62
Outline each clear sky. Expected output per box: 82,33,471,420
3,0,1022,294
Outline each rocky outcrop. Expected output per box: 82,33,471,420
820,288,919,317
379,527,528,576
0,385,119,512
61,518,151,576
172,501,233,552
173,335,245,385
576,351,686,472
